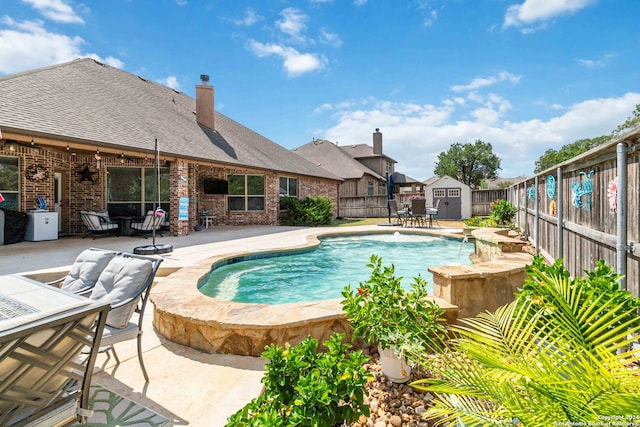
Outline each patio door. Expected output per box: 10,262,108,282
54,171,65,232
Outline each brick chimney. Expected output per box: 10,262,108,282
196,74,214,130
373,128,382,155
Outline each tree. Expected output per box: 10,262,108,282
534,103,640,173
614,103,640,134
533,135,609,173
434,140,501,188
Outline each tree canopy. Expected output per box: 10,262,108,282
533,135,609,173
434,140,501,189
533,103,640,173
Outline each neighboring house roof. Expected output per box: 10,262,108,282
391,172,420,185
340,143,396,162
292,139,385,180
0,58,339,181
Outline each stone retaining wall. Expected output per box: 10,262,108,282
430,228,532,319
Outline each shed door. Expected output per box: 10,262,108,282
432,187,462,219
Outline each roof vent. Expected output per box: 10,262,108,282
200,74,210,84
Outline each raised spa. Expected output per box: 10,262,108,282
199,233,475,304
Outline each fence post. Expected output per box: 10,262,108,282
557,167,563,260
524,181,529,239
617,142,628,291
535,175,540,255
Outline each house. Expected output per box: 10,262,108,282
390,172,424,204
0,58,341,237
423,175,472,220
293,129,398,217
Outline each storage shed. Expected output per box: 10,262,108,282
423,176,472,220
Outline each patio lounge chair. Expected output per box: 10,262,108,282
130,211,164,238
46,247,119,296
89,251,163,382
80,211,119,239
0,277,110,426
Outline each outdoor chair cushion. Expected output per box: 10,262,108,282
90,256,153,328
60,249,117,294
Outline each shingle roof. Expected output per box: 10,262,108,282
292,139,385,180
0,58,339,180
339,143,396,162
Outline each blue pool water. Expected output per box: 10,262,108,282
198,233,474,305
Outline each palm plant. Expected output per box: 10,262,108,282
410,256,640,426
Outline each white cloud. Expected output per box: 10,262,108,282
276,8,308,44
319,28,341,47
247,39,325,77
20,0,85,24
578,53,616,68
0,16,123,74
451,71,521,92
234,8,262,27
176,0,187,6
162,76,180,90
503,0,596,31
319,92,640,180
423,9,438,27
353,0,368,5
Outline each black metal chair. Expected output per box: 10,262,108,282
80,211,119,239
388,199,410,226
426,199,441,227
410,198,427,227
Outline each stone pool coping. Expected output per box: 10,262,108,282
150,227,461,357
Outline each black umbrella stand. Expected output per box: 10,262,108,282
134,138,173,255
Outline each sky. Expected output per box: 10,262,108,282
1,0,639,181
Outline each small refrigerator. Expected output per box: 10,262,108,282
25,211,59,241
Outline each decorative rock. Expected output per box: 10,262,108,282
390,415,402,426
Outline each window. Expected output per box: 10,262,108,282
367,181,374,196
448,188,461,197
378,182,386,195
433,189,446,198
0,156,19,209
107,166,169,216
386,161,392,173
279,177,298,198
228,174,265,211
279,176,298,210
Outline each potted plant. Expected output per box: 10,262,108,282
341,255,446,383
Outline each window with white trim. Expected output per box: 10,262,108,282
279,176,298,198
433,189,446,198
448,188,461,197
367,181,374,196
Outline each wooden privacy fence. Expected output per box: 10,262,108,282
472,189,507,216
338,195,390,218
505,127,640,298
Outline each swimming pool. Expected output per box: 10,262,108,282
198,233,474,304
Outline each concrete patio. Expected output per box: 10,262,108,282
0,222,464,426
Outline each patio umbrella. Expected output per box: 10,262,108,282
134,138,173,255
387,173,394,223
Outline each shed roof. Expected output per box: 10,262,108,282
0,58,339,180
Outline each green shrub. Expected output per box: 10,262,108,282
488,198,516,225
279,196,333,226
226,333,372,427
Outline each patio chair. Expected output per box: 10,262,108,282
0,281,110,426
426,199,441,227
130,211,164,238
46,247,119,296
89,251,163,382
81,211,119,239
388,199,410,226
410,198,427,227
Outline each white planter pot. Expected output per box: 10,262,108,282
378,345,412,383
